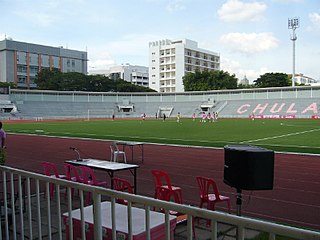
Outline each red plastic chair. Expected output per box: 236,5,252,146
80,166,107,205
156,186,189,233
64,163,83,199
151,170,182,200
41,162,67,199
196,176,231,213
156,186,183,215
112,177,134,205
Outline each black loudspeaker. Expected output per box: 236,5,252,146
224,145,274,190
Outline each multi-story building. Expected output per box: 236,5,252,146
294,73,319,86
0,38,87,89
148,39,220,92
89,64,149,87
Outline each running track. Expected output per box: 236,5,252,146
6,134,320,231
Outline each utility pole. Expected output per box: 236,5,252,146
288,17,299,87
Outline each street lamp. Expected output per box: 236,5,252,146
288,17,299,87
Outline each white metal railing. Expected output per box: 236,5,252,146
1,165,319,240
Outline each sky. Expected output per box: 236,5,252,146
1,0,319,83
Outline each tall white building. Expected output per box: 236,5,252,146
89,64,149,87
148,39,220,92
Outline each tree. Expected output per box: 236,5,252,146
254,73,290,88
183,70,238,91
35,68,62,90
35,70,156,92
0,82,16,89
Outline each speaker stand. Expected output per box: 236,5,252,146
236,189,242,216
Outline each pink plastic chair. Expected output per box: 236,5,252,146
64,163,83,199
41,161,67,199
80,166,107,205
112,177,134,205
151,170,182,200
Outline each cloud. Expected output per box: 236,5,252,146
88,33,163,70
220,32,279,54
166,0,185,12
221,57,270,83
272,0,303,3
309,12,320,28
218,0,267,22
87,48,115,70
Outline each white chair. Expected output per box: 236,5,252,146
110,142,127,163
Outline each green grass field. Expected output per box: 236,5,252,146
5,118,320,154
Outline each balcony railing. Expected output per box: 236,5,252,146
1,165,319,240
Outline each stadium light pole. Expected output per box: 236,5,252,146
288,17,299,87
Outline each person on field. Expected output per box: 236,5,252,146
201,112,207,122
192,113,196,121
177,112,181,123
163,113,166,121
207,112,211,122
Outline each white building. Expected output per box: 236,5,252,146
90,64,149,87
294,73,319,86
148,39,220,92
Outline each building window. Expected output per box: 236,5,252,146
17,75,27,83
30,77,36,84
67,59,71,67
17,65,27,73
72,60,75,67
30,66,38,74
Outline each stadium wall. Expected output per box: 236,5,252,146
7,86,320,120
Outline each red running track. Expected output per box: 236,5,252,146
6,134,320,231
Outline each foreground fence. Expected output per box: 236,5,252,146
1,165,319,240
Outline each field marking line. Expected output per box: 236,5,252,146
241,128,320,144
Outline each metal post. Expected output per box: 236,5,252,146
236,189,242,216
292,28,296,87
288,17,299,87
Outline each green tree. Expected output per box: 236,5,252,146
35,69,156,92
183,70,238,91
254,73,290,88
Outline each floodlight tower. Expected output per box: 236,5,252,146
288,17,299,87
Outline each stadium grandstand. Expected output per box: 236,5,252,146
4,85,320,120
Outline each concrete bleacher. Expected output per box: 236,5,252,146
15,102,116,120
220,98,320,118
8,86,320,120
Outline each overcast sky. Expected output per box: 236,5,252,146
1,0,319,83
